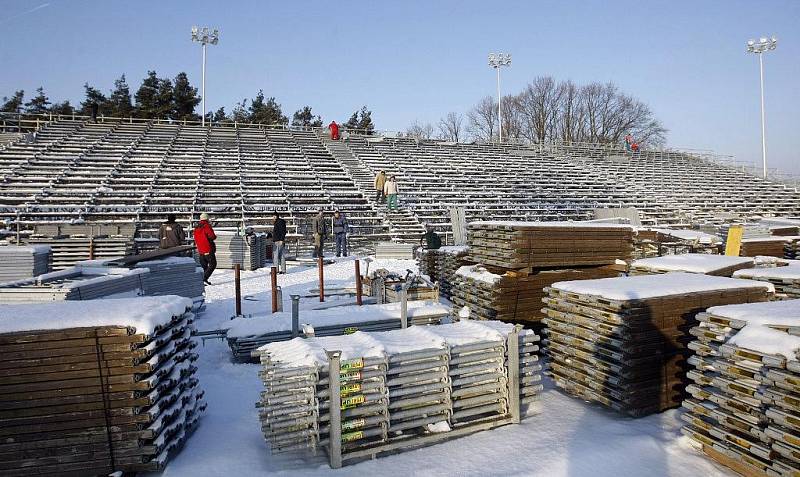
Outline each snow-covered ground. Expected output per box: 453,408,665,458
147,257,736,477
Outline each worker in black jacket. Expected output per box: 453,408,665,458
270,211,288,273
158,214,186,249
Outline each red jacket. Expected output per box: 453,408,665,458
193,220,216,255
328,121,340,139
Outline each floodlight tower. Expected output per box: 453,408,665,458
191,26,220,127
488,53,512,142
746,36,777,178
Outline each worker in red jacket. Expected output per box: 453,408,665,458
193,212,217,285
328,120,340,140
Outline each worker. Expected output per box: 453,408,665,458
158,214,185,249
384,175,399,210
311,209,327,258
193,212,217,285
624,134,633,152
270,211,288,274
332,210,349,257
374,170,387,203
90,101,99,123
421,225,442,250
328,120,340,140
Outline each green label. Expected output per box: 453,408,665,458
344,327,358,334
341,383,362,396
340,370,362,382
341,418,366,431
340,358,364,371
342,431,364,443
341,394,366,410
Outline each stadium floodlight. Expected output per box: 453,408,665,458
191,26,220,127
488,53,512,142
746,36,777,178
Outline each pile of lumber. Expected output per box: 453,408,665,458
375,242,415,260
0,297,205,475
771,226,800,236
0,245,50,282
418,248,440,283
740,237,788,258
682,300,800,476
784,237,800,260
417,246,471,300
0,267,146,303
542,273,773,416
254,321,539,467
25,235,134,270
214,233,267,270
467,221,633,269
734,265,800,300
451,264,618,326
629,254,754,277
632,229,721,259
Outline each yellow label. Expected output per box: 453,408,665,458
341,394,366,410
344,327,358,335
340,370,362,382
341,383,362,396
341,418,365,431
340,358,364,371
725,225,743,256
342,431,364,443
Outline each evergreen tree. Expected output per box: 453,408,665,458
343,111,359,130
231,99,249,122
50,101,75,116
155,77,174,119
1,90,25,113
173,72,200,120
108,75,133,117
24,87,51,114
357,106,375,134
134,71,160,118
291,106,323,128
80,83,110,116
248,90,287,125
212,107,228,122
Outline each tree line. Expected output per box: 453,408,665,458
1,72,375,131
406,76,667,147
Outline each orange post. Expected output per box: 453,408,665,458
270,266,278,313
234,264,242,316
355,260,363,306
318,256,325,302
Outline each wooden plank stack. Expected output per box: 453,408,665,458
451,264,618,326
681,300,800,477
740,238,788,258
784,237,800,260
541,273,773,416
435,246,471,300
467,221,633,269
629,254,755,277
0,297,205,476
734,266,800,300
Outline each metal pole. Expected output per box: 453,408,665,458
234,264,242,316
758,52,767,178
291,294,300,338
201,42,207,127
506,326,521,424
326,350,343,469
400,287,408,328
355,260,363,306
271,266,279,313
496,66,502,143
318,256,325,302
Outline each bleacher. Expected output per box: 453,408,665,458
1,118,799,248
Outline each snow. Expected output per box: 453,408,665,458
653,229,722,244
438,245,469,254
456,264,502,284
631,254,753,274
0,244,51,254
734,266,800,280
741,237,789,243
128,258,736,477
707,300,800,360
260,332,387,368
469,220,634,230
0,296,192,335
551,272,774,301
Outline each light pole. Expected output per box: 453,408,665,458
191,26,220,127
488,53,511,142
746,36,777,178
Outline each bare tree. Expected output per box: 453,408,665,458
500,95,524,143
405,121,435,140
466,96,497,142
438,112,464,142
517,76,563,143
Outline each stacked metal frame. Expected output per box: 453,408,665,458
0,245,51,282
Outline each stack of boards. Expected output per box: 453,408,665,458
740,238,788,258
451,264,618,326
214,233,268,271
374,242,415,260
541,273,773,416
784,237,800,260
0,245,51,283
25,235,134,271
254,321,541,466
0,267,145,303
682,300,800,477
629,254,755,277
417,246,472,300
734,266,800,300
467,221,633,269
0,297,205,476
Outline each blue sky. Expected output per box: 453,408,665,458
1,0,798,172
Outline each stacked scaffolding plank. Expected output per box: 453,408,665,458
26,236,134,271
214,233,267,271
740,238,788,258
435,246,471,300
255,320,539,467
734,265,800,300
0,267,146,303
467,221,633,269
0,245,51,282
0,297,205,476
542,273,773,416
681,300,800,477
785,237,800,260
629,254,755,277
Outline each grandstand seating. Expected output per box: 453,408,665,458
1,118,798,248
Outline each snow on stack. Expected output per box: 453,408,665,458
451,264,619,326
682,300,800,476
0,297,205,475
225,301,451,362
629,254,755,277
435,246,471,300
0,245,51,282
26,235,134,270
254,320,541,467
467,221,633,269
214,232,267,270
734,265,800,300
375,242,415,260
542,273,773,416
0,267,146,303
740,237,788,258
